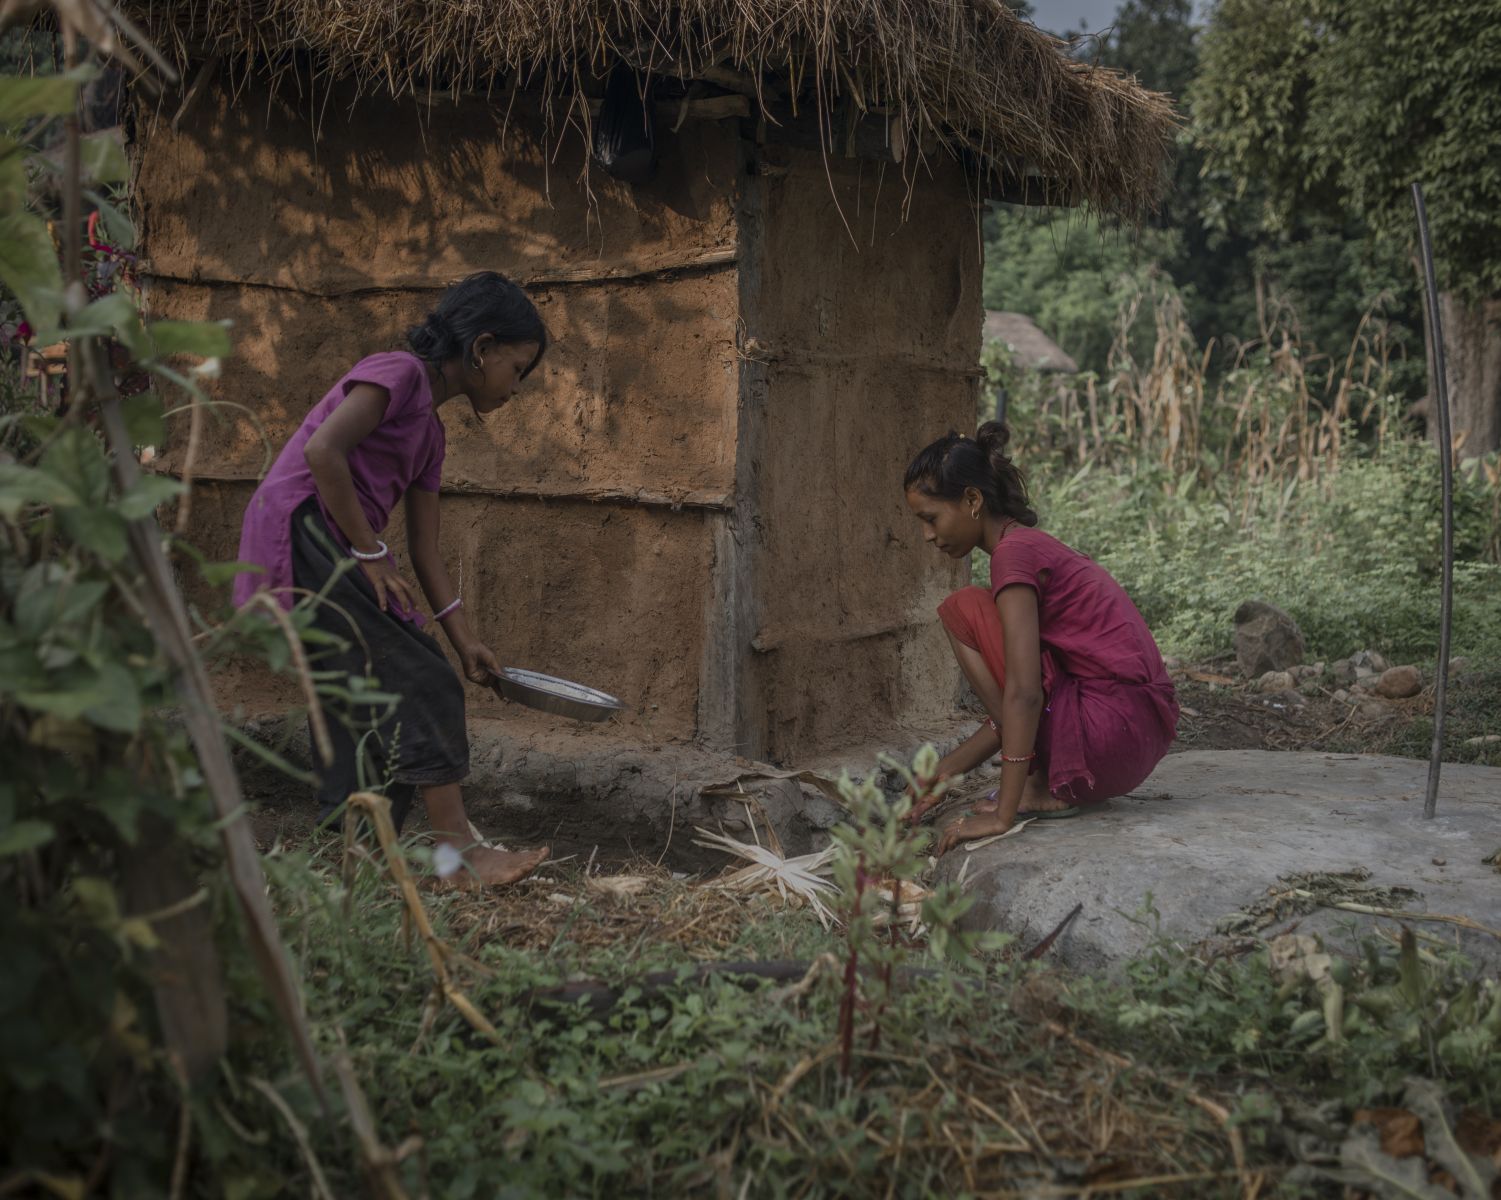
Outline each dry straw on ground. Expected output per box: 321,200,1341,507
371,854,1263,1196
131,0,1175,216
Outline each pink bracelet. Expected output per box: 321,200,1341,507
434,596,463,620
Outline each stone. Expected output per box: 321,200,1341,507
1233,601,1305,677
943,750,1501,971
1330,659,1357,687
1257,669,1295,693
1373,665,1423,700
1332,689,1350,704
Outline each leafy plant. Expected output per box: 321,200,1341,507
827,745,1001,1075
0,31,350,1192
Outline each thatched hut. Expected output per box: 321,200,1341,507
984,311,1080,375
131,1,1171,794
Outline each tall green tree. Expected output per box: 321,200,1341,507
1192,0,1501,454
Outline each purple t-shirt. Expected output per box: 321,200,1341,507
232,352,445,616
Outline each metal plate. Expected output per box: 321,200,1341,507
488,667,625,723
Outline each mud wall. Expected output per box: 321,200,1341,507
136,81,742,735
734,145,980,763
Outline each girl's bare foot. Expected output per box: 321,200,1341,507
973,775,1068,816
460,844,550,887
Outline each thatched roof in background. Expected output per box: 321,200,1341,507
983,311,1078,372
133,0,1176,216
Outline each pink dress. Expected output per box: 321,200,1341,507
938,526,1178,804
232,352,445,620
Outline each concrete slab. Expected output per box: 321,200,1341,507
941,751,1501,970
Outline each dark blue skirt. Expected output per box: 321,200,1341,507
288,498,469,829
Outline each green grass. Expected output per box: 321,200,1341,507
185,845,1501,1200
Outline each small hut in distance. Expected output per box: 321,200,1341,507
983,312,1080,376
132,1,1172,811
983,310,1079,424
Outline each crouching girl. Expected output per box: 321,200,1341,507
234,272,550,886
902,424,1179,855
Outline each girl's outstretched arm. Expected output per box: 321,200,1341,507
405,487,500,684
303,383,421,614
987,584,1045,825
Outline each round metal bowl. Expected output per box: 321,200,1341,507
488,667,625,723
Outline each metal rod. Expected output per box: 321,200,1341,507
1411,183,1454,821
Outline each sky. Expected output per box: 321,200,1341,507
1025,0,1212,39
1027,0,1125,37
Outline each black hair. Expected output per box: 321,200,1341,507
903,421,1038,526
406,271,549,378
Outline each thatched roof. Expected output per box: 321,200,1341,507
983,311,1078,372
135,0,1176,216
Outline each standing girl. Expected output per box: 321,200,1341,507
902,424,1179,855
234,272,550,886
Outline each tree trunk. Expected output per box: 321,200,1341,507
1438,292,1501,458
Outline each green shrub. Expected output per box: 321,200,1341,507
1031,442,1501,666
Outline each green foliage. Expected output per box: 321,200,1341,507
827,747,1002,1073
1071,922,1501,1116
983,207,1179,377
991,0,1427,408
165,842,1497,1197
1036,442,1501,668
1192,0,1501,302
0,56,355,1194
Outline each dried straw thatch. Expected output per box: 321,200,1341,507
984,310,1079,373
132,0,1176,215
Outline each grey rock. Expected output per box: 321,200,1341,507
943,750,1501,971
1350,649,1389,676
1234,601,1306,677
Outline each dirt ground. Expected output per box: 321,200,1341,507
246,653,1499,857
1166,655,1500,765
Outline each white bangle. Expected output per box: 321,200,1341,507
350,540,388,562
434,596,463,620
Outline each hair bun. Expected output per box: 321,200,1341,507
976,421,1012,453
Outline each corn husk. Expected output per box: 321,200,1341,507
692,828,838,929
